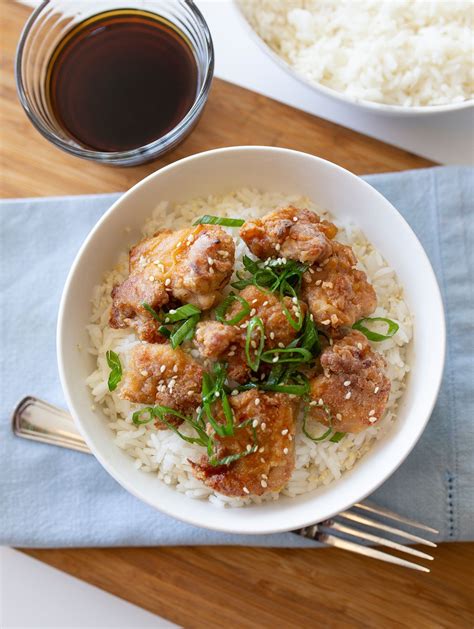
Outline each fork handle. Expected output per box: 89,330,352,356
12,396,91,454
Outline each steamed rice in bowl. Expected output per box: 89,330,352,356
238,0,474,109
85,189,412,508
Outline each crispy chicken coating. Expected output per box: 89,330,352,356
120,343,203,428
302,242,377,329
191,390,296,497
240,206,338,264
194,285,306,382
308,331,390,433
110,225,235,341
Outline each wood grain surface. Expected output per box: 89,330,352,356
2,2,473,628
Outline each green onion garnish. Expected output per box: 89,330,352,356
215,293,250,325
352,317,399,342
170,314,199,348
193,215,245,227
163,304,201,323
245,316,265,371
329,432,346,443
260,347,313,364
106,350,122,392
302,402,333,442
142,302,161,321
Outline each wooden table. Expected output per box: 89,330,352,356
2,3,473,627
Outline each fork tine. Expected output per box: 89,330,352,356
339,511,437,547
355,502,439,534
318,532,430,572
323,521,434,560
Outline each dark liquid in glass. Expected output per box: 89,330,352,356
48,9,198,152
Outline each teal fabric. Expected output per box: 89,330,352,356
0,166,472,547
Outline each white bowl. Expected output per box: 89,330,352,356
57,146,445,534
234,3,474,117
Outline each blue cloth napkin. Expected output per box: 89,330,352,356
1,167,472,548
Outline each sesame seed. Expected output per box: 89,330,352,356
215,391,220,398
357,343,363,350
261,473,268,480
309,400,318,407
336,413,342,421
246,444,252,452
261,422,266,431
187,235,194,243
281,429,288,435
343,380,351,387
218,250,229,257
374,386,380,394
169,309,176,314
283,447,289,455
321,319,331,325
251,299,258,304
262,301,269,307
369,409,375,416
309,268,315,274
345,391,352,400
160,365,166,373
176,241,182,248
293,216,298,222
231,389,239,396
315,279,322,286
165,278,171,286
278,342,285,348
207,257,214,266
252,419,259,428
259,447,265,453
369,416,378,423
187,390,194,396
331,314,338,325
209,267,214,275
250,308,257,317
173,365,178,373
255,398,260,406
288,435,293,441
275,243,281,251
148,275,155,282
272,356,279,363
269,331,275,339
140,370,148,377
318,398,324,406
261,479,268,488
309,313,314,321
243,486,250,494
292,296,298,304
260,457,266,463
228,351,236,357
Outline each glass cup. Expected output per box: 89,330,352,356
16,0,214,166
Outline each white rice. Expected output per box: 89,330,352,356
86,189,412,508
238,0,474,107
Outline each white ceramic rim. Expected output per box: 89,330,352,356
234,2,474,117
57,146,446,534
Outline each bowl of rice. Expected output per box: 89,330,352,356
57,146,445,534
236,0,474,115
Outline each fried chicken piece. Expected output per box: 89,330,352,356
194,285,306,382
110,225,235,340
240,206,338,264
308,331,390,434
302,242,377,329
120,343,203,428
191,390,296,497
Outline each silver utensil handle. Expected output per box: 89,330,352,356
12,396,91,454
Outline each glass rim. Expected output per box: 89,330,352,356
15,0,215,163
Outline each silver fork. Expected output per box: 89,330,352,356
12,396,438,571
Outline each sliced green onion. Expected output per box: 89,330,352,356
170,314,199,348
132,406,208,446
158,325,171,338
261,382,308,395
299,314,321,355
280,282,304,331
106,350,122,392
329,432,346,443
163,304,201,323
302,403,333,442
215,293,250,325
260,347,313,364
353,317,399,342
142,302,162,321
193,215,244,227
245,316,265,371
